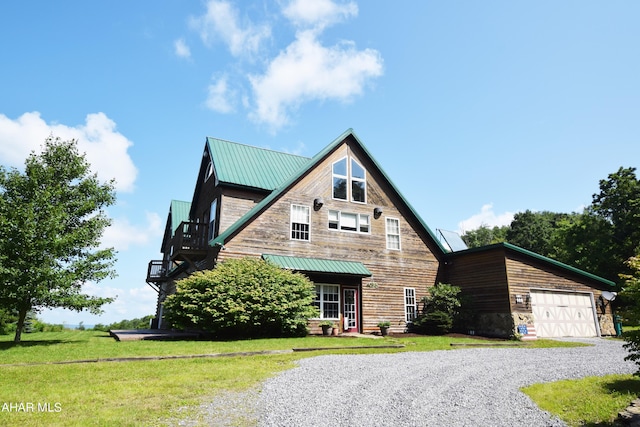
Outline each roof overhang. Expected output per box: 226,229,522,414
262,254,372,277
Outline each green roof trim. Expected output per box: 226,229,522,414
262,254,372,276
170,200,191,233
448,242,616,287
207,137,310,191
212,129,448,255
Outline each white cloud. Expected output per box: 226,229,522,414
101,211,163,251
206,75,236,113
249,30,383,130
174,38,191,59
458,203,515,234
283,0,358,31
0,111,138,192
189,0,271,57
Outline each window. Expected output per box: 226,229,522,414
205,161,214,181
404,288,417,323
332,158,347,200
290,204,310,241
332,156,367,203
313,284,340,319
208,199,217,241
386,217,401,250
351,159,366,203
328,210,370,233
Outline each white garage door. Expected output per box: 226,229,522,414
530,290,599,338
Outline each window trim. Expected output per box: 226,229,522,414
350,158,367,204
290,204,311,241
404,287,417,323
328,210,370,234
386,217,401,250
313,284,340,320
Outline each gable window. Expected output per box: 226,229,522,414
332,158,348,200
208,199,217,241
328,210,369,233
313,284,339,319
205,161,214,181
332,156,367,203
351,159,366,203
290,204,310,241
386,217,401,250
404,288,417,322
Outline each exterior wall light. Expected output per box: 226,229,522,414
313,198,324,211
373,207,383,219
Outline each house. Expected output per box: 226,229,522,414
146,129,616,338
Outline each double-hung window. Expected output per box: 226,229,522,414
290,204,310,241
404,288,417,323
314,284,340,319
386,217,401,250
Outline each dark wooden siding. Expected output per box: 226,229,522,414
216,140,441,333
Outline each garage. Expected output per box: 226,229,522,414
530,290,599,338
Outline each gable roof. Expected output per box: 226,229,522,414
212,129,448,255
446,241,615,287
207,137,311,191
161,200,191,250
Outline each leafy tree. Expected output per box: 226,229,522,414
507,210,573,257
461,225,509,248
93,315,154,331
620,256,640,374
163,258,318,338
553,167,640,281
410,283,462,335
0,137,116,342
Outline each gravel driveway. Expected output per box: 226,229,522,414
256,339,636,427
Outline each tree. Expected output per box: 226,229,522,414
620,256,640,374
461,225,509,248
0,137,116,342
507,210,572,257
163,258,318,338
553,167,640,282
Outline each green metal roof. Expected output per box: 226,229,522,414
446,242,616,287
170,200,191,233
212,129,448,255
207,137,311,190
262,254,372,276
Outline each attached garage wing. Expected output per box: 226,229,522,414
530,290,599,338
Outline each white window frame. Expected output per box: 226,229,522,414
404,287,417,323
290,204,310,241
350,158,367,204
328,210,370,234
332,157,348,201
313,284,340,319
205,161,214,181
386,217,401,250
208,199,217,242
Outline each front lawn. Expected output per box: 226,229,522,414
0,330,585,426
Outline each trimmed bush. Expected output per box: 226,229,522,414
410,283,462,335
163,258,318,338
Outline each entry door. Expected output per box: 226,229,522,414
343,288,358,332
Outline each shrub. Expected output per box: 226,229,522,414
163,258,318,338
410,283,462,335
621,256,640,374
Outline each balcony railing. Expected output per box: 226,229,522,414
172,221,209,254
147,260,169,284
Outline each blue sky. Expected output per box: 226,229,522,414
1,1,639,325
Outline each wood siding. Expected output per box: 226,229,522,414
216,138,440,333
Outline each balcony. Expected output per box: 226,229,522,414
146,260,169,284
171,221,210,263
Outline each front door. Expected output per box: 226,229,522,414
343,288,358,332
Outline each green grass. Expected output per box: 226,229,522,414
0,330,587,426
523,374,640,426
